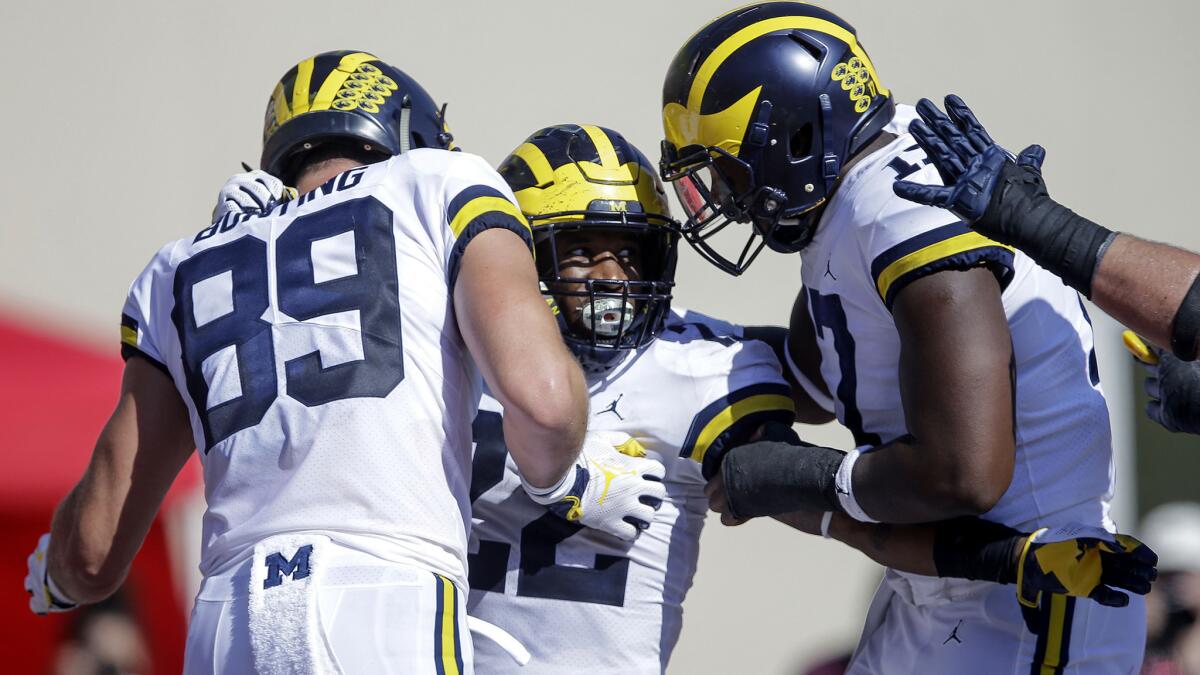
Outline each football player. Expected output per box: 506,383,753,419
661,4,1152,672
23,50,665,674
893,94,1200,435
465,124,797,673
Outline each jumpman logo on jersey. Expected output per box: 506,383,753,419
824,259,837,281
943,620,964,645
597,394,625,420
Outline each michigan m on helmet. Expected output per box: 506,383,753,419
661,2,895,274
261,50,454,184
498,124,679,374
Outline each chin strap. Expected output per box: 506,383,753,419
398,95,412,154
819,94,841,193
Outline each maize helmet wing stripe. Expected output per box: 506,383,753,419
261,50,452,180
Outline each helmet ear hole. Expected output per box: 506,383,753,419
789,123,814,160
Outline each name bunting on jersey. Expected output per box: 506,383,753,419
195,166,370,244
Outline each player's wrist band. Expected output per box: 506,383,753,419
834,447,878,523
45,570,77,609
819,511,834,539
520,464,577,506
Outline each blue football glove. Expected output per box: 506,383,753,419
1125,331,1200,434
893,95,1115,297
1016,525,1157,609
893,94,1045,224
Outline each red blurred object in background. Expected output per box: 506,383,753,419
0,314,200,674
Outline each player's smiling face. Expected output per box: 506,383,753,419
545,229,645,337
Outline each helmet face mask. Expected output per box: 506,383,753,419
500,124,681,375
661,142,805,275
660,2,895,275
536,216,677,366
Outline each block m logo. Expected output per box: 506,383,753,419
262,544,313,589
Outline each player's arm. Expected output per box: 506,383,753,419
41,357,194,605
772,510,1156,608
1092,235,1200,358
849,266,1016,521
893,94,1200,361
454,228,588,489
714,267,1014,524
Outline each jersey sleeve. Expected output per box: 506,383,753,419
677,335,797,480
119,243,175,377
440,152,534,292
858,162,1015,310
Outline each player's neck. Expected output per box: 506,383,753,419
295,158,368,195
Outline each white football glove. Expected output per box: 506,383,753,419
211,169,295,221
522,430,667,542
25,533,77,616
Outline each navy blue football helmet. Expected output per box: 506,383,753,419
660,3,895,274
261,50,454,183
498,124,679,374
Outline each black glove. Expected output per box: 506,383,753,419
1146,350,1200,434
933,518,1157,609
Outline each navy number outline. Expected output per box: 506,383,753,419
807,289,882,447
467,410,629,607
172,197,404,448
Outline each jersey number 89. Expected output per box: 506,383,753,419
170,197,405,449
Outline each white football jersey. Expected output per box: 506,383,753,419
798,105,1115,600
466,309,793,674
119,149,531,588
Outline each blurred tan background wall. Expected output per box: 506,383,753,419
2,1,1197,672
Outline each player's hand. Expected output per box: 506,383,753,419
1016,524,1157,609
1125,331,1200,434
524,431,667,541
25,534,77,616
704,471,748,526
212,169,295,222
892,95,1047,241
